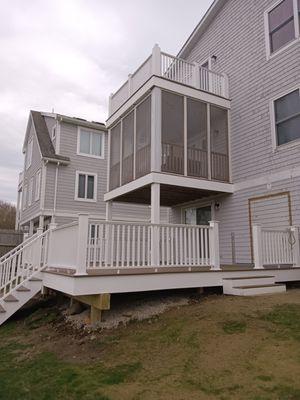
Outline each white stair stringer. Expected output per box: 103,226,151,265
223,275,286,296
0,273,43,325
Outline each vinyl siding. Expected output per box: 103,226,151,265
54,121,167,222
183,0,300,183
19,121,43,224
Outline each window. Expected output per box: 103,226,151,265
109,123,121,190
75,172,97,201
274,89,300,146
265,0,300,56
122,111,134,185
28,177,34,206
23,184,28,210
35,170,41,201
25,138,33,169
78,128,104,158
136,96,151,178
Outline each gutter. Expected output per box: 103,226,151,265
56,115,107,131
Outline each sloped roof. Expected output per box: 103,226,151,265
30,111,70,162
178,0,227,58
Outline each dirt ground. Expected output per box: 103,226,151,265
1,286,300,400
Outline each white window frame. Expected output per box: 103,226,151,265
264,0,300,60
77,127,105,159
28,177,34,206
23,184,28,210
25,137,33,170
35,169,41,201
270,85,300,151
74,171,97,202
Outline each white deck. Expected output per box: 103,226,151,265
42,266,300,296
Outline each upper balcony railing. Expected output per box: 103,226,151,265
109,44,229,116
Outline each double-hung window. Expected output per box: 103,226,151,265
265,0,300,57
273,88,300,147
75,172,97,201
78,128,104,158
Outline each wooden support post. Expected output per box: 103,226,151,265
151,44,161,76
74,293,111,324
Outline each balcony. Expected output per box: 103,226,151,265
108,44,229,117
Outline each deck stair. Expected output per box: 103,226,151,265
0,229,50,326
223,275,286,296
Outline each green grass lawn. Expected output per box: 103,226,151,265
1,289,300,400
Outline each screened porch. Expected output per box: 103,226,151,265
108,87,230,193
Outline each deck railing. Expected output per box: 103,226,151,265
109,44,229,116
252,225,300,268
87,220,213,269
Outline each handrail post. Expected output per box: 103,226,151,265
192,62,200,89
35,227,44,269
150,183,160,266
75,214,89,275
152,44,161,76
209,221,220,270
252,224,263,269
290,226,300,267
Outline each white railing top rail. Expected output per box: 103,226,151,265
89,219,211,230
160,51,195,67
52,221,78,232
0,232,38,263
0,229,49,267
131,55,152,79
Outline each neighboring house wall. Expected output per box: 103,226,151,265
172,0,300,264
19,121,43,224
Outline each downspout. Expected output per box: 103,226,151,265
52,162,60,223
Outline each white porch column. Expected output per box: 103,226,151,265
151,44,161,76
252,224,263,269
290,226,300,267
15,190,21,230
106,201,112,221
75,213,89,275
151,87,162,173
151,183,160,267
209,221,220,270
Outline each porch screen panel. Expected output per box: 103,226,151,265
136,96,151,178
210,106,229,182
187,99,208,178
122,111,134,184
161,91,184,175
110,123,121,190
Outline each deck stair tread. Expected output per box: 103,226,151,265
4,294,19,302
0,305,6,313
29,277,42,282
223,275,275,280
234,284,285,289
16,285,31,292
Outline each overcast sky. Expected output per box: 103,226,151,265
0,0,213,204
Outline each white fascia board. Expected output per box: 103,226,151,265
152,172,234,193
104,172,234,202
104,174,153,201
107,76,231,127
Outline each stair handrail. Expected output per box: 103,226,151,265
0,232,39,264
0,229,50,297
